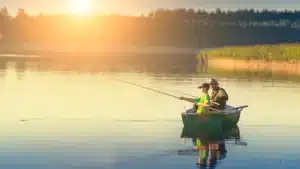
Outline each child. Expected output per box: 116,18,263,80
180,83,211,114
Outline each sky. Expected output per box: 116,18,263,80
0,0,299,16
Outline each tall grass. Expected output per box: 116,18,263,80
207,67,300,82
198,44,300,61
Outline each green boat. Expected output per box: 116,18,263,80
181,105,248,131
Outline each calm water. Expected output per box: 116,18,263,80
0,60,300,169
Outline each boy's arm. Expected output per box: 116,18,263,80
179,97,198,103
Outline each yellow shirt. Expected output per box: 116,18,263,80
195,93,211,114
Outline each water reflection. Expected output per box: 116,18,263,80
0,58,197,76
179,125,247,169
1,54,300,84
197,53,209,73
0,54,299,169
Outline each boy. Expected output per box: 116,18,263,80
180,83,211,114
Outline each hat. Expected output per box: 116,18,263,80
208,78,219,85
198,83,210,89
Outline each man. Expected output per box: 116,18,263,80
208,78,228,110
179,83,210,114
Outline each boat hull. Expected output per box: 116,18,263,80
223,111,241,128
181,105,246,131
181,113,223,136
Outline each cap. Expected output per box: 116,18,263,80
198,83,210,89
208,78,219,85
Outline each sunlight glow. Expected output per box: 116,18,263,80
71,0,92,15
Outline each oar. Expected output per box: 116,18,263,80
112,78,181,99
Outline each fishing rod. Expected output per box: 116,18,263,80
112,77,181,99
108,77,223,106
167,89,197,98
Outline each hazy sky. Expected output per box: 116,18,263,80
0,0,299,15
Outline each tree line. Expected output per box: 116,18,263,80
1,7,300,48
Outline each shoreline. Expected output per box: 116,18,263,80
206,58,300,76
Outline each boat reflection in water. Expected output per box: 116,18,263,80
178,125,247,168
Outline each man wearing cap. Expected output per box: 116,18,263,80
208,78,229,110
179,83,211,114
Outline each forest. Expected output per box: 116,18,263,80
1,7,300,48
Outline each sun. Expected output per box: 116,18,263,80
71,0,92,15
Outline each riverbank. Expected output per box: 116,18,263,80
195,44,300,77
199,44,300,61
208,58,300,76
208,66,300,83
202,58,300,83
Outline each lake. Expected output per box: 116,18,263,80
0,59,300,169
